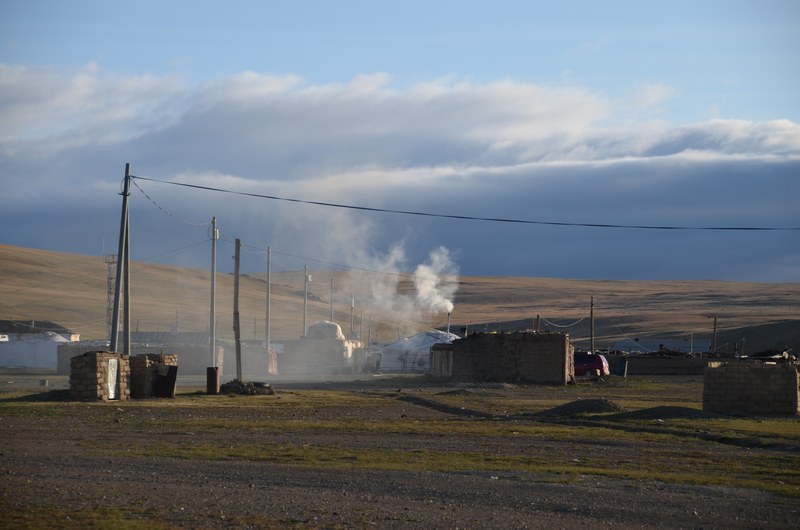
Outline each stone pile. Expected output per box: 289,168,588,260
219,379,275,395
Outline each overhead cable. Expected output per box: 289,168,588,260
130,175,799,232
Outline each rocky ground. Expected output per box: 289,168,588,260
1,376,799,528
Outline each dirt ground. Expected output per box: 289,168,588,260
2,375,799,529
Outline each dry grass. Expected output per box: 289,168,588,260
1,244,798,351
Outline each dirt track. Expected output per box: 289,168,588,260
2,377,799,528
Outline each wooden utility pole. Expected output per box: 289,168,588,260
233,238,242,380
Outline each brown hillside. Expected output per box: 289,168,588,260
1,244,798,353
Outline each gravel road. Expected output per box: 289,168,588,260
1,378,798,528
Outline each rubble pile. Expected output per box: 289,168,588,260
219,379,275,395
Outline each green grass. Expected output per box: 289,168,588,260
111,438,800,498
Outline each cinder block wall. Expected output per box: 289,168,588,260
704,362,800,415
69,351,130,401
130,353,178,398
451,332,571,384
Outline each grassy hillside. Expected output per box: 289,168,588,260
1,244,798,353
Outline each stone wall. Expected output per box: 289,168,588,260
130,353,179,398
704,362,800,415
69,351,130,401
451,332,572,384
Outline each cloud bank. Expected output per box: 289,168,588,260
1,65,798,281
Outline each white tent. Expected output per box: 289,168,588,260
379,330,459,372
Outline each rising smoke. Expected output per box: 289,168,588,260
414,246,458,314
340,243,459,335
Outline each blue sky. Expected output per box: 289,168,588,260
1,0,799,285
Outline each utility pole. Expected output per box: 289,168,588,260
233,239,242,380
303,265,309,337
350,295,355,340
206,218,219,395
330,276,335,322
266,246,271,361
123,176,131,357
209,217,218,367
590,296,595,354
710,314,718,354
110,163,131,354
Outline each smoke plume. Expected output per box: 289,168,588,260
340,243,459,336
414,246,458,314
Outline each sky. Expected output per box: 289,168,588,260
1,0,799,284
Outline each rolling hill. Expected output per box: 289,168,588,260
1,244,798,354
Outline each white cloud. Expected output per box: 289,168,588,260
2,65,799,281
0,64,184,150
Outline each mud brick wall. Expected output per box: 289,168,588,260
130,353,179,398
69,351,130,401
451,332,572,384
704,362,800,415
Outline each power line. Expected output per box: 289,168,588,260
130,175,799,232
134,239,210,263
541,316,586,328
131,178,209,227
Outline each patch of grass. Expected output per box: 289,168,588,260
696,418,800,442
170,415,685,444
116,439,800,498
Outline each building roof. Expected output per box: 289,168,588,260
0,320,73,335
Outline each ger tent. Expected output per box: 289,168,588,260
379,330,459,372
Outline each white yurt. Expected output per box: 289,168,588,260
379,330,459,372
